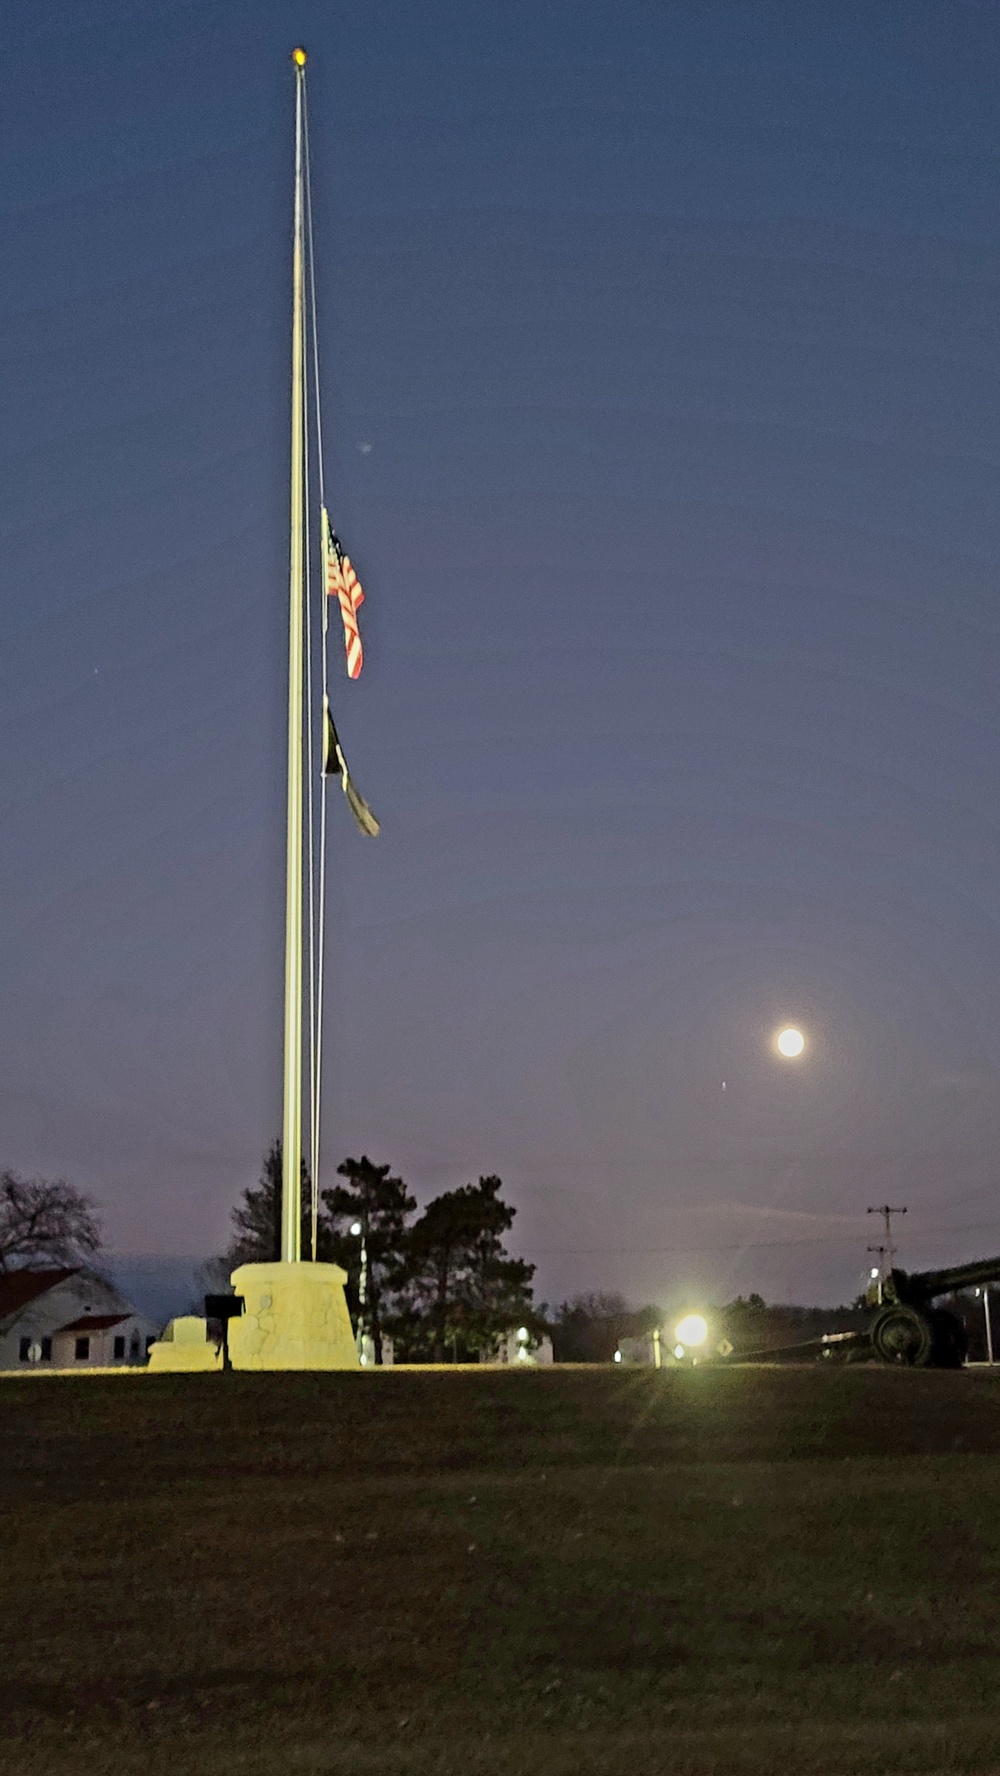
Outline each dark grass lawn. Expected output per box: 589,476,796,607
4,1365,1000,1775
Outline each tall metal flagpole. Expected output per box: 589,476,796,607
281,48,308,1264
303,83,328,1264
148,47,368,1371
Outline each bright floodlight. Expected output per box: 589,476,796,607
350,1221,362,1236
674,1313,708,1347
776,1026,805,1057
516,1326,529,1344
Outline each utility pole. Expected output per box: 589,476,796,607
867,1204,907,1270
867,1243,888,1280
984,1286,995,1366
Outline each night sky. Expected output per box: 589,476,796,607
5,0,1000,1311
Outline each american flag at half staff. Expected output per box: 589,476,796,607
322,505,364,679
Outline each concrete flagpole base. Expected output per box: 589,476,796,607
147,1261,360,1372
228,1261,359,1370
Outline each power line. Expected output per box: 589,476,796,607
529,1217,1000,1257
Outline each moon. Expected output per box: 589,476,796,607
776,1026,805,1058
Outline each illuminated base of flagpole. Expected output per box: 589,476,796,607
146,1262,359,1373
227,1261,358,1370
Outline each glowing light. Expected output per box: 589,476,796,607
613,1349,622,1364
870,1267,880,1279
516,1326,529,1344
350,1221,362,1237
674,1344,686,1360
674,1313,708,1348
776,1026,805,1058
292,47,307,66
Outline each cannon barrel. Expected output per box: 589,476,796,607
896,1254,1000,1302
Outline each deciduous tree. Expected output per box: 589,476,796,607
552,1292,659,1363
0,1170,102,1272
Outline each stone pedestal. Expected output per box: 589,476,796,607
227,1261,359,1371
147,1314,223,1372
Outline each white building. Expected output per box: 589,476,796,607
617,1333,658,1366
487,1327,554,1366
0,1268,159,1371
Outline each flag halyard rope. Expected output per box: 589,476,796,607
303,264,318,1262
300,64,378,1267
304,76,328,1261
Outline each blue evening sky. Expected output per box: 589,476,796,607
4,0,1000,1307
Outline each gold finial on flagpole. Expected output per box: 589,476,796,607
292,47,307,67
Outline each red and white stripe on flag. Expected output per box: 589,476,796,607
324,519,365,680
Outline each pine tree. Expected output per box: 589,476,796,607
397,1175,535,1362
321,1156,415,1363
225,1138,318,1269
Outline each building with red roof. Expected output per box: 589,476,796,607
0,1268,160,1370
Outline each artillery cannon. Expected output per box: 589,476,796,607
863,1254,1000,1367
728,1252,1000,1367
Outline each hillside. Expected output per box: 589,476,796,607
4,1366,1000,1774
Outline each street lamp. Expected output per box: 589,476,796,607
672,1313,709,1364
350,1220,368,1363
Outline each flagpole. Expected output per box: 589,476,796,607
162,43,365,1373
281,48,308,1265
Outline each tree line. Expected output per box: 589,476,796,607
3,1161,891,1364
214,1141,540,1363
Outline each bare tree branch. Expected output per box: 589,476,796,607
0,1170,103,1272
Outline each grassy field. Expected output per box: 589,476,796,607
4,1365,1000,1775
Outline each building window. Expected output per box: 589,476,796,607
19,1337,31,1362
113,1335,125,1360
75,1336,90,1361
40,1337,52,1362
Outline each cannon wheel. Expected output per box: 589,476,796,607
871,1303,934,1366
929,1307,968,1369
